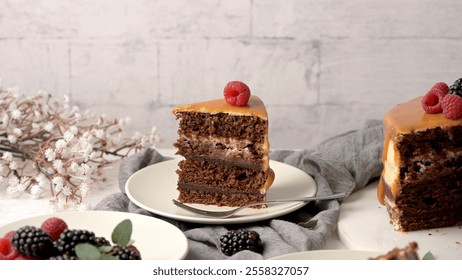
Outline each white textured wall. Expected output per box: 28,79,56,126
1,0,462,150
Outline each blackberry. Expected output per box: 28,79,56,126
219,230,263,256
114,246,141,260
94,236,111,247
11,226,55,259
448,78,462,97
54,229,96,256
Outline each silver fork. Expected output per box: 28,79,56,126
172,192,346,218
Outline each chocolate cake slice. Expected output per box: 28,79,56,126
378,96,462,231
173,95,274,207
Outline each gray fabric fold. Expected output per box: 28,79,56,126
95,119,384,259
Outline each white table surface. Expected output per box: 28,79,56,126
0,149,346,251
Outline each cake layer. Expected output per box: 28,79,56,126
381,176,462,231
176,159,269,193
175,111,268,142
177,187,265,207
174,134,268,170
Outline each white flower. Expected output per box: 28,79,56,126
11,109,22,120
7,134,17,144
82,142,94,159
70,161,79,173
79,182,89,197
30,184,44,198
94,129,104,138
73,112,82,121
31,123,40,133
63,95,70,103
77,203,92,211
12,128,22,136
63,131,74,142
2,152,13,162
7,185,21,197
36,173,47,188
62,185,72,196
52,159,64,172
131,131,142,141
44,148,56,162
79,163,91,176
44,122,54,132
8,176,19,187
0,163,5,173
9,161,18,170
52,176,64,191
69,126,78,135
55,139,67,150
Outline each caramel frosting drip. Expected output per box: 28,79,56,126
173,95,268,120
377,96,462,204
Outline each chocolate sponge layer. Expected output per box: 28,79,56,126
176,159,268,193
175,111,267,142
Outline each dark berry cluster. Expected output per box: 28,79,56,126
11,226,55,259
220,230,263,256
448,78,462,97
4,217,142,260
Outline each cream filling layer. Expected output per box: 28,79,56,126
383,140,400,197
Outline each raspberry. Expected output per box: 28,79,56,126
0,238,10,255
223,81,251,107
431,82,449,94
3,231,15,240
0,237,20,260
41,217,68,241
441,94,462,120
421,89,446,114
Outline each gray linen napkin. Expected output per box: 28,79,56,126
95,119,383,259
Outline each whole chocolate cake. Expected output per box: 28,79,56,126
377,80,462,231
172,81,274,207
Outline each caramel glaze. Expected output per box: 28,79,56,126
173,95,268,120
377,96,462,205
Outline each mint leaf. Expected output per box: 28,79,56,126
422,251,435,260
75,243,102,260
98,245,114,253
298,219,318,229
112,219,133,247
99,253,118,260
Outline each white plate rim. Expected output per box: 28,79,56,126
269,249,382,260
125,158,317,224
0,210,189,260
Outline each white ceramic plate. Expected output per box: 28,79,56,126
269,250,381,260
125,159,317,224
338,181,462,260
0,211,188,260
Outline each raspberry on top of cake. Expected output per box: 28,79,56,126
378,79,462,232
172,81,274,207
